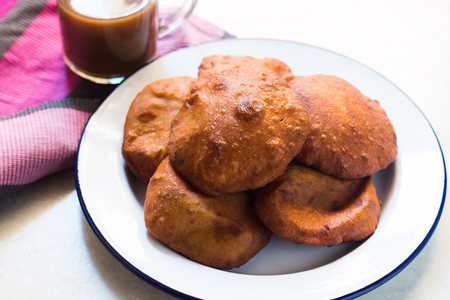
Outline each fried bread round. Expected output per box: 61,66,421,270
144,158,271,269
291,75,397,178
122,77,194,182
169,56,310,195
254,165,381,246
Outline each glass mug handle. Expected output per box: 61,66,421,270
158,0,198,37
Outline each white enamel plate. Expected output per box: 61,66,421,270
76,39,446,299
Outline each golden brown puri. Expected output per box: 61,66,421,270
122,77,194,182
144,158,271,269
254,165,381,246
169,56,310,195
290,75,397,179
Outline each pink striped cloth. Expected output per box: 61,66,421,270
0,0,228,192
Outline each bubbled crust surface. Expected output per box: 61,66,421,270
169,56,310,195
254,165,381,246
291,75,397,179
122,77,194,182
144,158,271,269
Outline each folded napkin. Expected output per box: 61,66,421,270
0,0,228,193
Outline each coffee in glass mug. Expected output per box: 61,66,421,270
58,0,197,84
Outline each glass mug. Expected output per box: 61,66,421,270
57,0,197,84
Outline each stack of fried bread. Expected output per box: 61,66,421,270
122,55,397,270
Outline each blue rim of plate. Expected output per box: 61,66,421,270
74,38,447,300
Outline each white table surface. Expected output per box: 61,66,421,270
1,0,449,299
